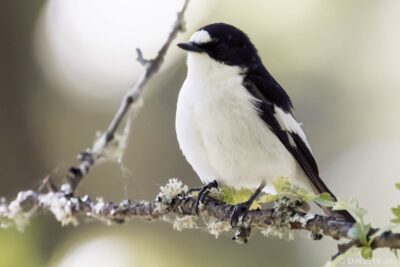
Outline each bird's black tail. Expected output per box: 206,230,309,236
313,177,356,223
319,203,356,223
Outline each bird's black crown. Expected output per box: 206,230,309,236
186,23,262,68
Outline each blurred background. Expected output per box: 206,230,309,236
1,0,400,266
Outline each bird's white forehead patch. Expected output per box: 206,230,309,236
189,30,212,44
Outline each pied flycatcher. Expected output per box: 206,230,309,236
176,23,354,223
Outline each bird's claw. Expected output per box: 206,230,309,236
229,182,265,228
230,201,252,228
193,180,218,215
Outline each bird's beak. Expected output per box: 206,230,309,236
177,42,205,53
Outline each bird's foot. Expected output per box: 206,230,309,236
193,180,218,215
230,182,265,228
230,201,253,228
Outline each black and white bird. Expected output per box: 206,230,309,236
175,23,354,224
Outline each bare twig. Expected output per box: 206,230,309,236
67,0,190,191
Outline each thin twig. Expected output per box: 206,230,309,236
67,0,190,191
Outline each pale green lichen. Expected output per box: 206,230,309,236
261,226,295,241
6,200,34,231
39,192,79,226
91,117,131,165
0,190,81,230
291,213,316,228
86,197,114,225
173,215,197,231
157,178,188,203
205,218,231,238
0,191,37,231
264,177,335,208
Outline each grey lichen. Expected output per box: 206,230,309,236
205,218,231,239
291,213,316,227
157,178,189,204
97,118,131,164
173,215,198,231
257,195,305,241
38,192,79,226
0,190,37,231
260,226,295,241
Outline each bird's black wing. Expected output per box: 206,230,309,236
243,71,355,222
242,72,334,196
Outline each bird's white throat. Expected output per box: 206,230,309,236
186,53,242,81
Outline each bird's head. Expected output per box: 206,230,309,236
178,23,261,71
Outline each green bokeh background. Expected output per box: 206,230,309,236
1,1,400,266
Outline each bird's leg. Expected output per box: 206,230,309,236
193,180,218,215
187,186,202,194
230,182,265,228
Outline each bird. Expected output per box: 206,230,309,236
175,22,355,225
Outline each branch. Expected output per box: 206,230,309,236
0,179,399,251
1,1,399,265
67,0,190,191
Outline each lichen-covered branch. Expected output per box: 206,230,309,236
67,0,190,191
1,179,399,253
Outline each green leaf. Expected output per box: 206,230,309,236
333,198,367,222
350,199,368,218
272,177,291,193
258,194,279,204
391,205,400,224
319,192,334,201
348,222,370,245
271,177,319,202
391,206,400,218
391,218,400,224
347,225,359,240
220,187,260,209
361,246,373,259
314,192,335,207
390,184,400,224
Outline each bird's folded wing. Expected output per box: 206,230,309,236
243,74,334,196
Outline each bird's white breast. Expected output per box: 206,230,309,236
176,53,312,192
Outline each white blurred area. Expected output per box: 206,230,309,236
49,230,192,267
35,0,214,110
54,237,135,267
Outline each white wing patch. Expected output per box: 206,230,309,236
274,106,312,150
189,30,212,44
